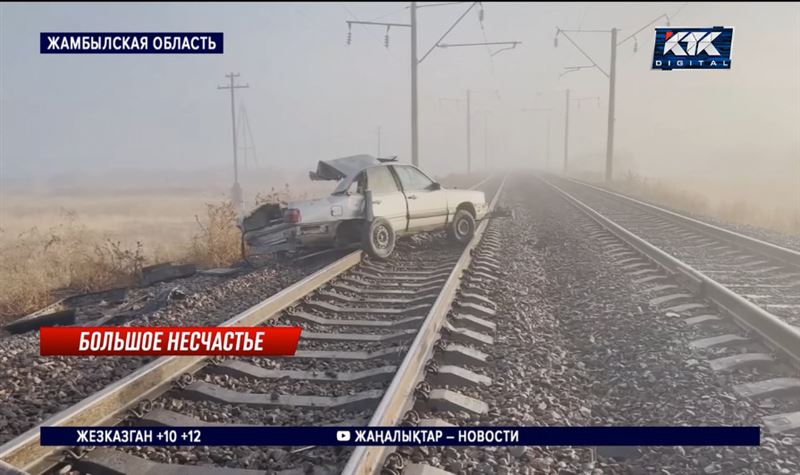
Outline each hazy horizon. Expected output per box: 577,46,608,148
1,2,798,204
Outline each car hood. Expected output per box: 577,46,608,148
309,154,380,181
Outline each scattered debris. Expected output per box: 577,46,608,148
199,268,241,277
3,302,76,334
71,287,128,306
167,286,189,301
140,263,197,286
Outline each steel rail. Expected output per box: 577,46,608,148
342,175,506,475
560,176,800,269
0,252,363,473
0,174,496,473
542,176,800,368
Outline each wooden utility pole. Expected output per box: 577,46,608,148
218,72,249,212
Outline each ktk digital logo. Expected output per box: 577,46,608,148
652,27,733,70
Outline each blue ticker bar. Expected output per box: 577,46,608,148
40,426,760,447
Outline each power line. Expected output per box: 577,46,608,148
341,3,398,56
418,2,478,63
367,5,412,22
554,7,679,182
475,3,494,69
217,72,249,213
345,1,519,168
439,41,521,48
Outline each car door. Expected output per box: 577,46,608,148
365,165,408,233
391,165,448,231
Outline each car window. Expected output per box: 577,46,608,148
393,165,435,191
366,166,400,193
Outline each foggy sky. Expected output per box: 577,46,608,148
1,2,798,192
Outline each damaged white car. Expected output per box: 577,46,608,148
241,155,490,259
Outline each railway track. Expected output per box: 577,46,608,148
0,176,505,475
544,175,800,436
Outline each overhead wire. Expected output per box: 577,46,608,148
476,3,495,70
340,3,398,57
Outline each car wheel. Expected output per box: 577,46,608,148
362,218,396,259
447,209,476,244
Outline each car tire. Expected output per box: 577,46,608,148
362,218,396,259
447,209,476,245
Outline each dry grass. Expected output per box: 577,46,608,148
254,183,311,207
187,201,242,268
0,211,146,318
606,172,800,237
0,183,320,320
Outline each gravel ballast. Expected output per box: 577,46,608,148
0,260,319,446
418,175,799,474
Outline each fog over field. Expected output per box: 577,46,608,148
0,2,798,226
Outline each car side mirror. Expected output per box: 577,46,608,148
430,182,442,191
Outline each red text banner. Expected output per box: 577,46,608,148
40,327,302,356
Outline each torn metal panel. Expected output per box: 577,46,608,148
309,154,380,181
